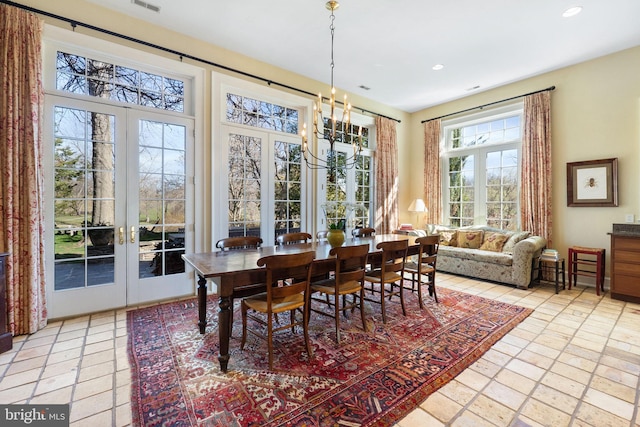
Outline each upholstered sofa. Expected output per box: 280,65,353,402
410,226,546,289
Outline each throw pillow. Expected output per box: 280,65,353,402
479,231,510,252
457,230,484,249
502,231,531,253
438,230,458,246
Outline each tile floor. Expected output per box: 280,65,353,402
0,273,639,426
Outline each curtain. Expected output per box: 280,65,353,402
521,91,552,245
374,117,399,234
0,4,47,335
423,119,442,226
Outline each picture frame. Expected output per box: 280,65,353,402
566,158,618,207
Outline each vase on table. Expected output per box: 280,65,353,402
327,229,345,248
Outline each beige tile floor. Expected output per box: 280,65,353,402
0,273,639,426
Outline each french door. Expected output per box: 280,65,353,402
45,96,194,318
217,125,305,246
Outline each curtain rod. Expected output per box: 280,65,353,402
2,0,401,124
421,86,556,124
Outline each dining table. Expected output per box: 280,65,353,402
181,233,419,372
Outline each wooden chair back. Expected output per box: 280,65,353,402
352,227,376,238
257,251,316,304
376,239,409,277
331,244,369,285
415,235,439,269
216,236,262,251
276,232,312,245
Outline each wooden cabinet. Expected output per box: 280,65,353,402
0,253,12,353
610,228,640,303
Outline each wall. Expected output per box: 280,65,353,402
404,46,640,281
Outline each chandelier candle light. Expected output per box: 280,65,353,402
301,1,363,170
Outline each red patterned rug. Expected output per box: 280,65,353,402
128,286,532,426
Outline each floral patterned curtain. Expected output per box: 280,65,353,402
521,92,552,245
374,117,399,234
423,119,442,225
0,4,47,335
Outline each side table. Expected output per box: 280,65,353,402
532,257,566,294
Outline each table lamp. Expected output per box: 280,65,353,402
408,198,427,229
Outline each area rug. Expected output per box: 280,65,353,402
128,286,532,426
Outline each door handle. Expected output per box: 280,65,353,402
130,226,136,243
118,227,125,245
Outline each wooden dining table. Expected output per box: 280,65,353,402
181,233,418,372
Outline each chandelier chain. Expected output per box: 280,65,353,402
301,0,363,171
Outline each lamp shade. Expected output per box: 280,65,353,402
408,198,427,213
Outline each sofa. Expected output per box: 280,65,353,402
410,226,546,289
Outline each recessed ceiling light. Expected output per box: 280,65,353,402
466,85,480,92
358,85,371,91
562,6,582,18
432,64,444,71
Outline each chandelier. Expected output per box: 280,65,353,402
301,1,363,170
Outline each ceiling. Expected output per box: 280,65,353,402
87,0,640,113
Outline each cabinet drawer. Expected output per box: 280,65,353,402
613,250,640,264
613,238,640,251
613,274,640,297
615,262,640,275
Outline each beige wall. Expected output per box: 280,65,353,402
405,46,640,278
15,1,640,278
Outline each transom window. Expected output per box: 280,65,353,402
226,93,299,134
55,51,185,112
442,106,522,230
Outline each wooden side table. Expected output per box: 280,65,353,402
568,246,605,296
532,257,566,294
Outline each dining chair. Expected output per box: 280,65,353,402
363,239,408,323
216,236,263,250
352,227,376,238
240,250,316,370
276,232,313,245
403,235,439,308
215,236,263,336
309,244,369,344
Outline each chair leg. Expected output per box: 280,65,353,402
416,274,424,309
429,273,439,303
398,281,406,316
267,313,274,370
335,292,341,344
229,297,235,337
303,307,313,359
240,301,248,350
359,287,367,333
379,282,387,324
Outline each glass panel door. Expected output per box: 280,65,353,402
127,111,194,304
45,97,194,317
46,98,127,318
218,125,304,246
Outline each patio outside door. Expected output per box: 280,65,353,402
45,96,194,318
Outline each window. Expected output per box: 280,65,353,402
319,118,374,231
56,51,185,112
442,104,523,230
226,93,299,134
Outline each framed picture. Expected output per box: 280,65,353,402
566,158,618,207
